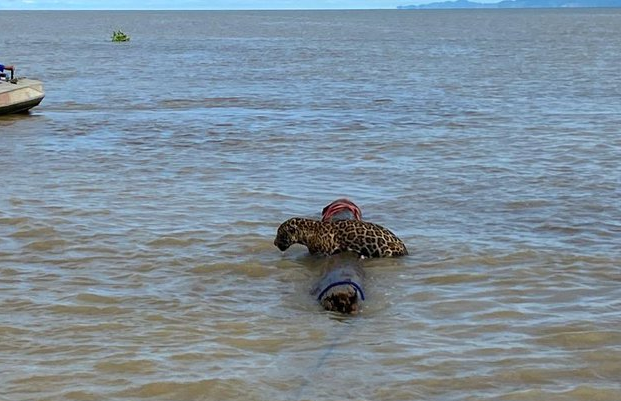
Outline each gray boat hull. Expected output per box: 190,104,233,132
0,78,45,115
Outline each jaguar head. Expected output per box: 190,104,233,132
274,218,303,251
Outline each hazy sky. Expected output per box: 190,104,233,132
0,0,429,10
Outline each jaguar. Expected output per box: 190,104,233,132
274,217,407,258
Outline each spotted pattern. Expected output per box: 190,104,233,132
274,217,407,258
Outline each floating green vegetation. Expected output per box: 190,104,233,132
111,30,130,42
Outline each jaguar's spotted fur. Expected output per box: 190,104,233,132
274,217,407,258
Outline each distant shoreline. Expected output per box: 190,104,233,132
398,0,621,9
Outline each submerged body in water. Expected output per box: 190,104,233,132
312,199,368,314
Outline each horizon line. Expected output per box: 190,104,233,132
2,8,402,10
0,7,508,11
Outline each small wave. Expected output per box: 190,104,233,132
147,236,206,247
421,272,489,285
504,199,553,210
499,386,621,401
535,223,583,235
45,101,100,111
9,226,59,238
474,310,529,321
0,216,30,226
190,261,274,279
62,322,130,333
534,328,621,350
48,304,127,316
25,239,70,251
156,97,289,111
61,390,99,401
94,359,158,374
0,325,30,335
116,378,250,399
75,293,121,304
160,97,244,109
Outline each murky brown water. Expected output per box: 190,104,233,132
1,9,621,401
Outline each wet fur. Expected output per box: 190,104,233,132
274,217,407,258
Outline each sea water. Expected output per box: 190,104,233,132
1,9,620,400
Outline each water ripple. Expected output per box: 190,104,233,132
2,9,621,401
